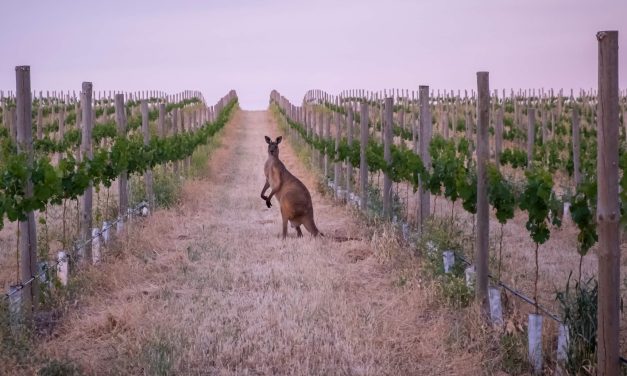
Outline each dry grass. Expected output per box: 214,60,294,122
285,104,627,370
0,108,510,375
310,103,627,361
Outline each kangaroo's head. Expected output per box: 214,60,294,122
265,136,282,157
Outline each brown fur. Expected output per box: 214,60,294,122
261,136,322,239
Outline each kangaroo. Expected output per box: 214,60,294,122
261,136,322,239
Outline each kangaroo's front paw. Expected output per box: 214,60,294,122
266,199,272,208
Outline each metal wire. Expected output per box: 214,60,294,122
280,98,627,364
3,201,147,301
454,252,561,321
453,252,627,365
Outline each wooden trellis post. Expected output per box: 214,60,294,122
185,109,191,174
172,108,180,181
334,110,342,198
80,82,94,263
324,113,330,179
596,30,620,376
141,100,155,211
360,102,369,212
383,97,393,219
495,101,504,169
346,104,354,197
15,66,38,317
115,94,128,220
158,103,166,138
476,72,490,314
318,110,324,171
418,86,431,229
572,106,582,187
526,108,535,168
36,106,43,140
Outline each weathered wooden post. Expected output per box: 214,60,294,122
75,100,81,131
442,104,449,139
324,113,331,179
451,100,457,138
184,110,191,175
418,86,431,229
495,102,504,169
318,110,324,171
141,100,155,211
476,72,490,314
572,106,582,187
360,103,369,212
541,106,548,145
8,103,16,142
16,66,38,317
58,107,65,146
158,103,166,138
465,103,473,145
383,97,393,219
596,30,620,376
526,108,536,168
36,106,43,140
1,94,6,134
399,99,405,132
115,94,128,226
334,110,342,197
172,108,180,181
346,104,354,198
80,82,94,263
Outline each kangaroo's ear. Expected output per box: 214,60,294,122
264,136,271,144
276,136,283,144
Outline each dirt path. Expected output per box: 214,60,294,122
29,110,481,375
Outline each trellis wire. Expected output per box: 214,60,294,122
2,200,148,301
454,252,627,365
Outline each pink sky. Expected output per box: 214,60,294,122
1,0,626,109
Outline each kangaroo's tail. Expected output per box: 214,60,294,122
303,219,322,237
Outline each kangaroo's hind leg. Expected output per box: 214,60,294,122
290,220,303,238
281,215,288,240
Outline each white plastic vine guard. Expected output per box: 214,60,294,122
556,323,569,363
464,265,476,289
116,217,124,235
443,251,455,273
528,313,543,374
92,228,101,264
102,221,110,244
8,285,22,324
489,287,503,325
57,251,68,286
336,188,345,200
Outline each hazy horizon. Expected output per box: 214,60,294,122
1,0,626,109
